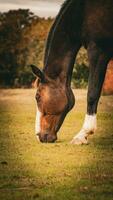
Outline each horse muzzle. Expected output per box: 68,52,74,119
37,133,57,143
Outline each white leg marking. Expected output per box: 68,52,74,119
35,108,42,135
71,114,97,145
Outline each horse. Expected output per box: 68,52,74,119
31,0,113,144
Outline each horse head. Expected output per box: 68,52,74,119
31,65,75,143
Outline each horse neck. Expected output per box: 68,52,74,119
43,0,84,86
44,45,79,86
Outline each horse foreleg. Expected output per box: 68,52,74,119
71,42,111,145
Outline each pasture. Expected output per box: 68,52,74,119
0,89,113,200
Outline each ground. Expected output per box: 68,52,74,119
0,89,113,200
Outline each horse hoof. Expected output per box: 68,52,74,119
70,137,88,145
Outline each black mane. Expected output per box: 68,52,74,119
44,0,76,67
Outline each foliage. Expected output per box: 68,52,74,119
0,9,52,87
0,9,35,86
0,9,89,88
72,48,89,88
72,64,89,88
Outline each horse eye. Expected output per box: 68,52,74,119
35,93,40,101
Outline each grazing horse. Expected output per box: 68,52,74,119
31,0,113,144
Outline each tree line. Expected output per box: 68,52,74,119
0,9,88,88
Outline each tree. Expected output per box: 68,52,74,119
0,10,53,87
0,9,38,86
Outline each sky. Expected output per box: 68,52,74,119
0,0,64,17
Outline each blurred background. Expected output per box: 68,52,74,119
0,0,112,93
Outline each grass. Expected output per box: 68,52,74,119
0,89,113,200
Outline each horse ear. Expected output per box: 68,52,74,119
31,65,45,82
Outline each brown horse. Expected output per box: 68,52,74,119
31,0,113,144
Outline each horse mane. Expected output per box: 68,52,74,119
44,0,73,67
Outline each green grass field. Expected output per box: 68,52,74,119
0,89,113,200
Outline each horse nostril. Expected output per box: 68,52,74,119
38,133,43,143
